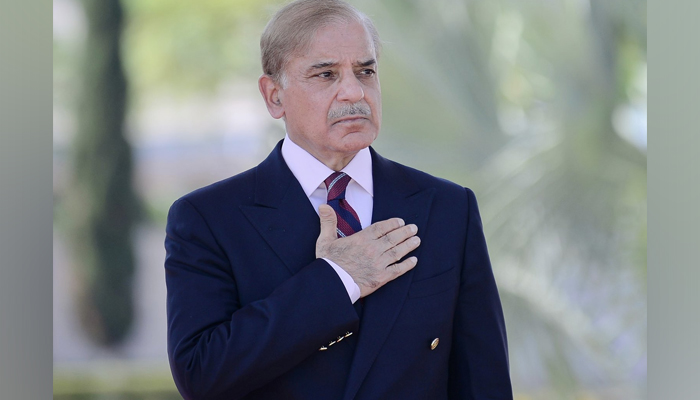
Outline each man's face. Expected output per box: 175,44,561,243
276,19,382,167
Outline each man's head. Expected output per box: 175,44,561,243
258,0,383,170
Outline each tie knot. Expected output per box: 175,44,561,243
325,171,352,201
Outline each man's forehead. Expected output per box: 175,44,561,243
298,21,375,56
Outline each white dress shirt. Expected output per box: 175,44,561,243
281,134,373,303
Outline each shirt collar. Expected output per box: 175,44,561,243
281,133,373,197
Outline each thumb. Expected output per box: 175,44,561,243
317,204,338,245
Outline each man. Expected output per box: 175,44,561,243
165,0,512,399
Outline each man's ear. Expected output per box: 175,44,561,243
258,74,285,119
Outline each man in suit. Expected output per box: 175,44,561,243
164,0,512,399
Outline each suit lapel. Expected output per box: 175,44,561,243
343,149,435,400
240,141,320,275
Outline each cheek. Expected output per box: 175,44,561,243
287,96,324,122
309,98,334,121
371,101,382,126
366,89,382,114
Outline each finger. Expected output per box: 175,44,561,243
380,224,418,249
367,217,405,239
380,235,421,266
385,256,418,279
317,204,338,245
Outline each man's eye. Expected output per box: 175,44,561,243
317,71,333,78
359,69,376,76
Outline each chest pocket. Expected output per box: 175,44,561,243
407,266,459,299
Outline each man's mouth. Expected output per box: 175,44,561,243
332,116,367,125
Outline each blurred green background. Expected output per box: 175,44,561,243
53,0,647,398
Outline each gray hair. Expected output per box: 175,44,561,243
260,0,382,87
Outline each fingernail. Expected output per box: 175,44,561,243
411,236,421,245
398,218,405,226
409,256,418,264
410,224,417,233
319,206,332,216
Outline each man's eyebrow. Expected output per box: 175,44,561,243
307,61,337,71
306,59,376,72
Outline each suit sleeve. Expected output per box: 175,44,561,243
448,188,513,399
165,198,359,400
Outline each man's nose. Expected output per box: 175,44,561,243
336,73,365,103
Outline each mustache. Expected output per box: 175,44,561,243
328,102,371,120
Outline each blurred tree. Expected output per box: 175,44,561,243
67,0,140,346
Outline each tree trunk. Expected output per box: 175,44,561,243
69,0,139,346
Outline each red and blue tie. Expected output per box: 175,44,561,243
324,172,362,238
325,171,366,315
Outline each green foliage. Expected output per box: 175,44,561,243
354,0,646,396
54,365,180,400
121,0,282,98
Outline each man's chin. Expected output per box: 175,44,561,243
337,130,377,151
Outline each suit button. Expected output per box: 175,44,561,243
430,338,439,350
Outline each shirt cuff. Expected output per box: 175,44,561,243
323,258,361,304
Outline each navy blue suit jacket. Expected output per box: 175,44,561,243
165,140,512,399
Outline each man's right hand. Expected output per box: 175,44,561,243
316,204,420,298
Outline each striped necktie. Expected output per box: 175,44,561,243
324,171,362,238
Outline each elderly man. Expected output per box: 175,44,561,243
164,0,512,399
